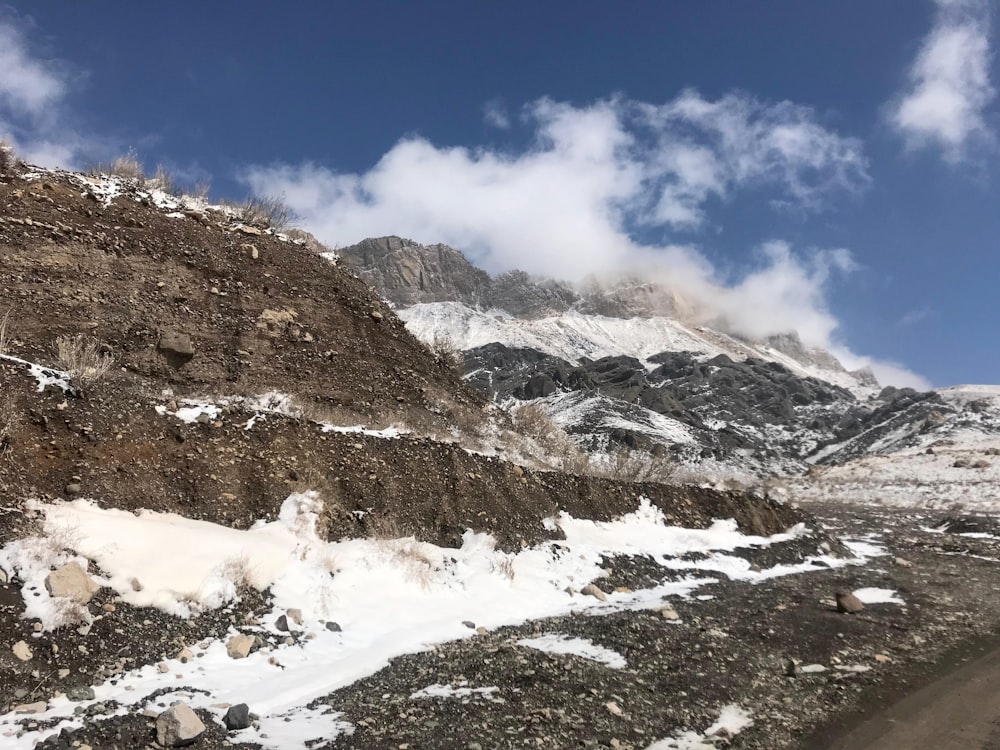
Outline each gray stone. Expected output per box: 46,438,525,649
13,701,47,714
223,703,251,731
835,590,864,614
66,685,96,702
157,330,195,368
64,483,82,496
156,703,205,747
325,621,342,633
15,638,35,661
286,608,303,625
226,634,254,659
275,614,290,632
581,583,608,602
45,562,100,604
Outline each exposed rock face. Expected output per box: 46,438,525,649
341,236,492,308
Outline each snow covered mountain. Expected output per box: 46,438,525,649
340,237,1000,477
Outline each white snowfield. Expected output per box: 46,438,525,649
788,388,1000,512
0,494,884,749
399,301,870,394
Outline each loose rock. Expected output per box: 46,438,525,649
45,561,100,604
156,703,206,747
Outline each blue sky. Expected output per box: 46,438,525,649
0,1,997,388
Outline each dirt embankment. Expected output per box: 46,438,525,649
0,364,799,550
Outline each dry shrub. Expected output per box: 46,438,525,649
0,306,11,354
429,331,464,371
149,164,179,196
91,151,146,183
594,448,679,484
0,392,16,460
55,335,116,383
236,194,292,231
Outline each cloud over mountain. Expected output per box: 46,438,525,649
245,93,927,387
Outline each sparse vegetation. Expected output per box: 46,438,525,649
234,193,293,231
0,306,12,354
0,393,16,461
90,151,146,184
593,448,679,484
429,332,464,371
148,164,180,196
55,334,116,384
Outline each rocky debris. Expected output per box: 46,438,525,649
223,702,252,731
157,330,195,369
12,640,32,661
226,634,255,659
835,590,865,614
45,561,100,604
155,703,206,747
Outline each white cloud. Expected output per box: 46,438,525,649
889,0,994,161
483,99,510,129
0,16,108,169
0,20,65,119
242,93,930,386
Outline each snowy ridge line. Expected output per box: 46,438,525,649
0,494,879,750
399,301,870,394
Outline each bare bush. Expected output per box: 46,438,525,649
90,151,146,183
0,393,16,460
429,332,464,371
0,306,11,354
508,402,589,473
55,335,116,384
236,194,292,231
594,448,678,484
149,164,179,196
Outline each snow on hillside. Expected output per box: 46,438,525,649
0,495,872,749
399,302,871,394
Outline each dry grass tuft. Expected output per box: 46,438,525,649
91,151,146,183
235,194,292,231
0,306,12,355
55,335,116,384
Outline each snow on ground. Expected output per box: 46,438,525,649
0,352,71,393
783,425,1000,513
399,302,865,392
410,683,501,702
517,634,627,669
155,391,406,438
646,703,753,749
0,494,883,749
854,587,905,605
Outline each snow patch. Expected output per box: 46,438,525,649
517,634,627,669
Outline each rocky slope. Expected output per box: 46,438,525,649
339,237,996,478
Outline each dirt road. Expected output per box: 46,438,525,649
827,641,1000,749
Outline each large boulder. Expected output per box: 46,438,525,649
156,703,206,747
45,561,100,604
